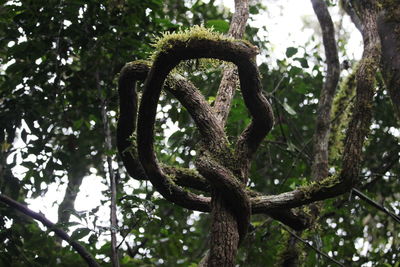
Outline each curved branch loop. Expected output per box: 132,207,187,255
118,61,211,211
117,45,314,233
117,62,149,180
137,36,273,241
138,36,273,167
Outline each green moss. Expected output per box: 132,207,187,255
174,58,226,74
150,25,248,86
127,133,139,158
150,25,241,75
131,59,152,66
162,164,201,179
301,205,312,217
196,141,243,180
299,174,340,199
150,25,257,61
150,25,233,61
329,68,357,162
165,173,177,183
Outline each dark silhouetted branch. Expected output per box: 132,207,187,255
0,194,100,267
352,188,400,224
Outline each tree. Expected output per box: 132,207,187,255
1,0,399,266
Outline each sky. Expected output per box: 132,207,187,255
221,0,363,61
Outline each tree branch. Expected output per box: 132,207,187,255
341,0,363,33
251,180,347,213
0,194,100,267
340,1,381,186
310,0,340,181
117,62,149,180
118,51,309,231
166,73,227,149
213,0,250,124
195,153,250,241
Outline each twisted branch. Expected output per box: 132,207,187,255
118,61,211,211
117,49,308,230
195,153,250,242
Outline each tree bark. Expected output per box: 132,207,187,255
310,0,340,182
377,2,400,122
340,1,381,185
213,0,249,124
208,193,240,267
210,1,251,265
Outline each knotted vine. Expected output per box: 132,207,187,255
118,26,273,244
117,21,379,265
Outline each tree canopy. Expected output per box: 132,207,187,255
0,0,399,266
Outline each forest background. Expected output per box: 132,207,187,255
0,0,399,266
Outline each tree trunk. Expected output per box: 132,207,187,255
208,192,240,267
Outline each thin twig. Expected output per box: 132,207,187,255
352,188,400,224
280,223,344,267
96,70,120,267
277,137,313,191
270,75,286,95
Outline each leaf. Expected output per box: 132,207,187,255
287,141,298,152
70,228,91,241
88,234,98,245
282,102,297,115
70,210,87,221
294,57,309,68
72,118,83,130
1,142,11,152
289,66,302,76
285,47,298,58
205,20,229,33
154,18,178,30
294,81,308,94
55,221,80,228
167,130,185,147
